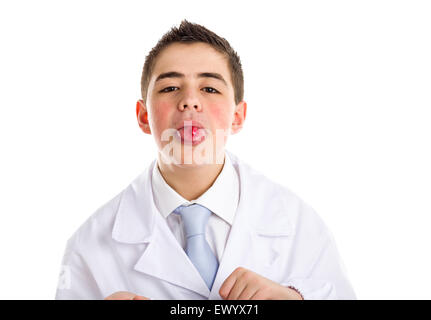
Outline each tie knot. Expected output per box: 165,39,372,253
174,204,212,237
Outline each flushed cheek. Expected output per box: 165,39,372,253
149,102,174,143
205,107,233,148
207,105,233,132
149,103,176,149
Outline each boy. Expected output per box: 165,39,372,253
55,20,356,300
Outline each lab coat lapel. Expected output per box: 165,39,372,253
111,160,210,298
208,152,293,299
133,217,211,298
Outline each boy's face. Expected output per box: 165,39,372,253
136,42,246,166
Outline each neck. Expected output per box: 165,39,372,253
157,153,225,201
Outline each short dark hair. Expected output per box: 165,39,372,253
141,19,244,105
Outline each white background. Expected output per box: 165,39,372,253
0,0,430,299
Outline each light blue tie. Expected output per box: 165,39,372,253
174,204,219,290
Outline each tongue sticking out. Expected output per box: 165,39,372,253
180,126,205,144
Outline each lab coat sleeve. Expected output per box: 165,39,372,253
55,236,103,300
281,207,356,300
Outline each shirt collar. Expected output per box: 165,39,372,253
151,151,239,225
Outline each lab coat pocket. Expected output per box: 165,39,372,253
250,227,291,282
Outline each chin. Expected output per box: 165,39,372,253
159,142,225,166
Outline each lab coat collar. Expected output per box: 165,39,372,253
226,150,293,235
111,161,156,244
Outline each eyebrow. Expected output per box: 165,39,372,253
155,71,227,86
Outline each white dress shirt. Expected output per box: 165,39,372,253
151,152,239,262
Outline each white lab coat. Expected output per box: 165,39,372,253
55,151,356,300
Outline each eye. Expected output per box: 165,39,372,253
159,86,178,93
202,87,220,94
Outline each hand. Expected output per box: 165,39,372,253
219,267,303,300
104,291,150,300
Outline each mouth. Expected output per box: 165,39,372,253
175,120,207,146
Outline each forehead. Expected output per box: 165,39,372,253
151,42,231,82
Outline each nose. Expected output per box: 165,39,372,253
177,88,202,112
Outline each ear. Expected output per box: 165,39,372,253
231,101,247,135
136,99,151,135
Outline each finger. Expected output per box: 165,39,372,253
250,289,268,300
219,267,247,299
237,283,259,300
226,276,248,300
133,295,150,300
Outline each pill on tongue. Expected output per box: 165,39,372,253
192,126,198,136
